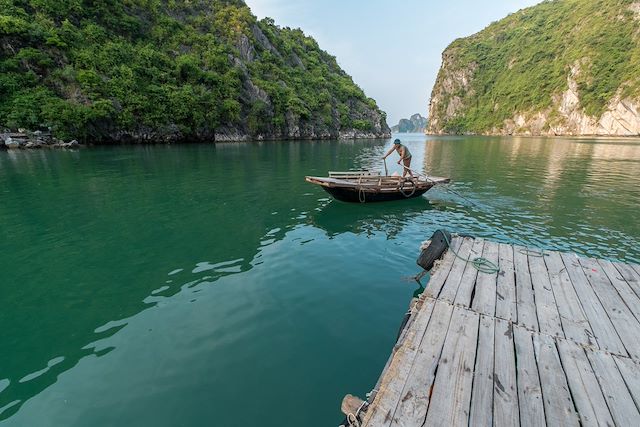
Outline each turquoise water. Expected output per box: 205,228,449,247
1,135,639,426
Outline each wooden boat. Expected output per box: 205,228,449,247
305,171,450,203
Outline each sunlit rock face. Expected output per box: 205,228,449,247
428,0,640,137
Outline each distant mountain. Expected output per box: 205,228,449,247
428,0,640,136
391,113,428,133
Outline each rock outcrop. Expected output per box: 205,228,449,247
1,131,79,149
428,0,640,137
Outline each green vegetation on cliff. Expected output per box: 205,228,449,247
429,0,640,134
0,0,388,142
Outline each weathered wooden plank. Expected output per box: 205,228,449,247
493,319,519,427
469,315,494,427
598,259,640,322
513,325,545,427
471,241,499,316
513,247,539,331
561,252,626,355
528,252,563,338
423,306,480,427
454,238,484,308
614,356,640,412
587,348,640,426
496,243,517,323
438,238,474,303
613,261,640,301
389,300,455,427
533,334,579,426
579,256,640,359
362,298,438,426
423,237,463,299
544,251,595,347
557,339,615,427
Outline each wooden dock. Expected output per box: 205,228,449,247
343,236,640,427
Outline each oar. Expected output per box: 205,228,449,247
383,158,388,176
400,163,429,179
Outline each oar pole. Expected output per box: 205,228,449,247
401,163,427,178
383,158,388,176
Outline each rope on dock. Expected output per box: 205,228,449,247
443,233,500,274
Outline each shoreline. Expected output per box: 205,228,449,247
423,132,640,141
0,131,393,151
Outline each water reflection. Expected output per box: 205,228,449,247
309,198,435,238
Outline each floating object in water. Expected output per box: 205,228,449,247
305,171,450,203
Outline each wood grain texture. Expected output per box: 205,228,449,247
513,325,545,427
533,334,579,426
528,253,563,337
561,252,626,355
493,319,519,427
438,238,474,303
587,349,640,426
454,238,484,308
423,306,480,427
544,251,595,347
469,315,495,427
496,243,517,322
389,301,455,427
471,241,499,316
513,246,539,331
557,339,615,427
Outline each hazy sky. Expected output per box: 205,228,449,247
245,0,543,125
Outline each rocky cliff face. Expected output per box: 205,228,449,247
391,113,428,133
0,1,390,146
428,0,640,137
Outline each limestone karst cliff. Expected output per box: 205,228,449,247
428,0,640,136
1,0,390,144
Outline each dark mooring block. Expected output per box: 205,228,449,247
417,229,452,271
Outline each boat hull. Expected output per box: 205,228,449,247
305,174,450,204
321,185,431,203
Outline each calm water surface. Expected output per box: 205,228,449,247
1,135,639,426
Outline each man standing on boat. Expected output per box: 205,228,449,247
383,139,413,178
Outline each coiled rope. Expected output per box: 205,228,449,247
443,232,500,274
358,187,366,203
398,178,416,198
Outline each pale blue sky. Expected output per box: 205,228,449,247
245,0,542,125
